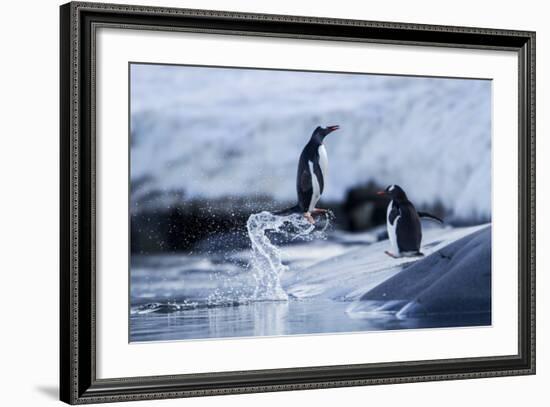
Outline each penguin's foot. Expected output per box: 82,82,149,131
304,212,315,224
402,251,424,258
312,208,328,214
384,251,400,259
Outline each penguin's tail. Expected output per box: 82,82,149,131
418,211,444,224
271,205,301,216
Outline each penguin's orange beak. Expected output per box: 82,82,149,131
376,191,386,196
327,125,340,133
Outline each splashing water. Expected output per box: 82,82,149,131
130,210,333,314
246,211,332,301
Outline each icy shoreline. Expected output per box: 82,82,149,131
131,223,491,314
347,226,491,318
283,224,490,303
130,224,491,341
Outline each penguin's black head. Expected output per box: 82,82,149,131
377,184,408,201
311,125,339,144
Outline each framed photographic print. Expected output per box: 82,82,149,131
60,1,536,404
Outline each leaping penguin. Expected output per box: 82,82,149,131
274,125,339,223
297,125,339,223
377,184,443,258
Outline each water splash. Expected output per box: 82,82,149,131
246,211,332,301
129,211,333,314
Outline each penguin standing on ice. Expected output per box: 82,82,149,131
292,125,339,223
377,184,443,258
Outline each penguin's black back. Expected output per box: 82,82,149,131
296,142,324,212
394,200,422,252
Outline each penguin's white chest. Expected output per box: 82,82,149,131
387,200,400,254
318,144,328,181
306,145,328,213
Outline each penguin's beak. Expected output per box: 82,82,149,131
326,125,340,133
376,191,386,196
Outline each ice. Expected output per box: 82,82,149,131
130,224,491,340
283,224,488,301
130,224,488,310
347,226,491,318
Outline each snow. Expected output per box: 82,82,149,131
283,224,489,301
347,226,491,317
130,64,492,222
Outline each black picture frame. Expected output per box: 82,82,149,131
60,1,536,404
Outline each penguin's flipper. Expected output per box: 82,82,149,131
388,202,400,225
299,168,313,193
297,167,313,212
417,211,444,224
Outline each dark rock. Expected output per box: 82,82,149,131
343,182,388,231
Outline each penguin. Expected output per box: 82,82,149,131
273,125,339,223
297,125,339,223
377,184,443,258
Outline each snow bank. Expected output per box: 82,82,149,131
283,224,489,301
347,226,491,317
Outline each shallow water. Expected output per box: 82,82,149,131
130,298,490,342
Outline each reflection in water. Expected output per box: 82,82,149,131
204,302,289,339
253,301,289,337
130,299,489,342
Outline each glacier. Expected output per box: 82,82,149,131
130,64,492,223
